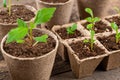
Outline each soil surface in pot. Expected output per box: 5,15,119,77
0,5,35,24
3,30,56,58
70,41,105,59
56,27,82,39
40,0,68,3
105,16,120,28
83,20,112,33
97,34,120,51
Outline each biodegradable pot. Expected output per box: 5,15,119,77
0,5,36,45
35,0,74,29
52,22,89,61
77,0,109,19
80,19,113,36
96,32,120,70
64,37,109,78
0,28,59,80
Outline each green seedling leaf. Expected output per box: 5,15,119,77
29,22,35,29
6,27,28,44
87,23,93,30
85,8,93,18
83,39,89,43
93,17,100,23
111,22,120,43
85,17,92,22
17,19,28,28
34,8,56,25
67,23,77,34
3,0,7,7
34,34,48,43
16,40,24,43
117,33,120,41
111,22,118,31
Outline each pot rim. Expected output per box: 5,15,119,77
0,28,59,60
36,0,72,6
0,4,36,26
63,37,109,62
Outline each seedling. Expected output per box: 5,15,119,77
83,8,100,50
6,8,56,47
83,27,95,51
111,22,120,43
85,8,100,29
3,0,19,15
66,23,77,34
114,7,120,16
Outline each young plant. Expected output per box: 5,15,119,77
111,22,120,43
66,23,77,34
6,8,56,46
83,8,100,50
3,0,16,16
85,8,100,29
83,26,95,51
114,7,120,16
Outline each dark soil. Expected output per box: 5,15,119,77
40,0,68,3
97,34,120,51
56,27,82,39
3,30,56,58
105,16,120,28
83,20,112,33
70,41,105,59
0,5,35,24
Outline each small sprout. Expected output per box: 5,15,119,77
111,22,120,43
67,23,77,34
33,34,48,46
3,0,7,7
83,8,99,50
3,0,18,16
83,39,89,43
83,30,95,50
85,8,100,26
114,7,120,16
6,8,56,46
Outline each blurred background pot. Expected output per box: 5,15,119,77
35,0,74,29
77,0,120,19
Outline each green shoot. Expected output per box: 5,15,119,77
114,7,120,16
85,8,100,28
66,23,77,34
83,8,100,50
3,0,17,16
83,29,95,50
6,8,56,46
111,22,120,43
3,0,7,7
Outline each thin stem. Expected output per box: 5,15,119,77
90,37,94,51
116,30,119,43
8,0,11,16
33,41,38,47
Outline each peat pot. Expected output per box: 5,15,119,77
64,37,109,78
0,28,59,80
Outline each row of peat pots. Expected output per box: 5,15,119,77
52,13,120,78
0,0,120,80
